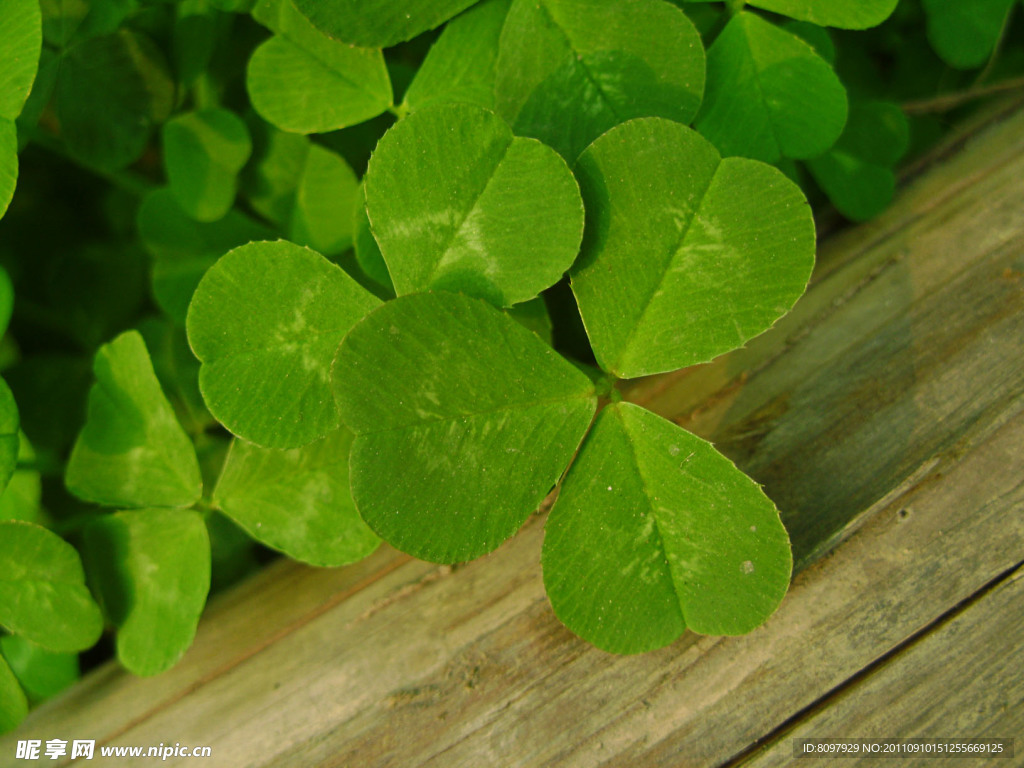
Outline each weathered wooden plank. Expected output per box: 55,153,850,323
744,565,1024,767
3,101,1024,767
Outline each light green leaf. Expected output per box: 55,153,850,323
55,29,174,170
0,520,104,653
188,240,381,449
244,125,359,256
163,108,252,223
695,12,847,163
544,402,792,653
352,185,393,295
0,654,27,734
495,0,705,161
0,0,42,121
0,433,42,524
403,0,511,112
213,429,379,566
0,635,79,702
65,331,203,509
0,377,19,496
922,0,1016,69
138,188,275,325
291,0,478,47
84,509,210,676
747,0,898,29
334,291,597,563
807,101,909,222
247,0,392,134
365,103,584,307
0,119,17,220
570,117,815,378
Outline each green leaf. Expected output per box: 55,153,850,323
84,509,210,676
0,0,42,121
213,429,380,566
783,20,835,65
334,291,597,563
495,0,705,161
0,265,14,336
922,0,1016,69
247,0,392,134
747,0,898,29
807,100,909,222
507,296,554,344
0,119,17,221
570,117,815,378
0,635,79,702
163,108,253,223
55,29,175,170
0,377,19,496
188,240,381,449
40,0,136,47
291,0,478,47
402,0,511,112
244,124,361,255
137,317,212,436
365,104,584,307
543,402,792,653
0,654,27,734
138,188,275,325
695,12,847,163
65,331,204,509
0,520,104,652
0,433,43,523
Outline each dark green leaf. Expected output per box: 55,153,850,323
922,0,1016,69
783,20,835,64
352,185,393,295
40,0,135,47
748,0,898,29
0,377,19,496
65,331,204,508
0,520,104,652
163,108,252,223
0,265,13,336
495,0,705,161
402,0,511,112
214,428,380,566
695,12,847,163
187,240,381,448
334,291,597,563
84,509,210,676
291,0,478,48
544,402,792,653
364,103,584,307
55,29,174,170
570,117,815,378
507,296,553,344
247,0,392,134
138,188,275,325
0,635,79,702
0,655,27,734
807,101,909,222
137,317,212,435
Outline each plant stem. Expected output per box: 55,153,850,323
902,76,1024,115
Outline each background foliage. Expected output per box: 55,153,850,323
1,0,1022,732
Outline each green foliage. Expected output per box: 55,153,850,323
0,521,104,652
570,118,815,377
495,0,705,160
84,508,210,676
1,0,1019,734
65,331,203,509
335,291,597,563
364,103,584,306
187,240,380,448
544,402,791,653
696,12,847,163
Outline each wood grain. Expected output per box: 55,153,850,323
3,101,1024,767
